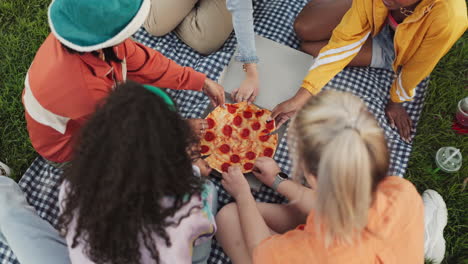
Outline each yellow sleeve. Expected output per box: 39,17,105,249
302,0,372,95
390,6,467,102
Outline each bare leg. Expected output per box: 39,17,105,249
215,202,306,264
294,0,352,42
301,39,373,66
294,0,373,66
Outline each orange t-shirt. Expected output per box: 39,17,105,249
253,176,424,264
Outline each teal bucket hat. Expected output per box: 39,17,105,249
48,0,150,52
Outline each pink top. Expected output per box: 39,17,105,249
59,182,216,264
387,13,399,30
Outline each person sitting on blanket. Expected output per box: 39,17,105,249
143,0,259,104
0,82,218,264
23,0,225,168
58,81,218,264
271,0,467,142
216,90,424,264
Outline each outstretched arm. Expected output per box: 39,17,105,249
227,0,260,103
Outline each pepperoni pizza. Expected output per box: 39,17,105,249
200,102,278,173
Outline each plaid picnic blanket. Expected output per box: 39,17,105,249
0,0,429,263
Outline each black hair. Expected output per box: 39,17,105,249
58,81,202,264
62,44,122,63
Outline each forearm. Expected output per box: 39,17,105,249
126,41,206,91
276,180,314,215
227,0,258,63
236,193,271,256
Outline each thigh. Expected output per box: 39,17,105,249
176,0,234,55
257,203,308,234
144,0,199,36
294,0,353,42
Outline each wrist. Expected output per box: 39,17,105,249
243,63,258,76
266,170,282,187
294,88,313,105
272,172,289,192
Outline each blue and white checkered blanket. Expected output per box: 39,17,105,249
0,0,429,263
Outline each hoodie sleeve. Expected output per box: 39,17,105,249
302,0,372,95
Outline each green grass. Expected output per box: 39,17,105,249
0,0,467,263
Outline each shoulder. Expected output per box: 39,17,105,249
372,176,424,231
377,176,422,207
428,0,467,35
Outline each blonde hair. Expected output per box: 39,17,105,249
290,90,389,245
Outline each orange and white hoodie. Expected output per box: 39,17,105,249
302,0,467,102
23,34,206,163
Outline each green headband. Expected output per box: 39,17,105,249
143,85,176,111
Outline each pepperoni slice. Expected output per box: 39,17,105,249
255,110,265,117
263,147,274,157
243,162,254,171
227,104,238,114
261,129,269,134
222,125,233,137
251,122,261,130
241,128,250,138
206,118,215,129
233,116,242,127
200,145,210,153
219,144,230,153
243,111,253,119
221,163,231,172
259,134,270,142
246,151,256,160
230,154,241,163
266,120,275,131
204,132,215,141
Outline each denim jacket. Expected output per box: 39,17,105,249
227,0,259,63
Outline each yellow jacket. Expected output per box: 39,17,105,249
302,0,467,102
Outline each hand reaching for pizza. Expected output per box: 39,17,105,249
221,165,251,200
252,157,281,188
187,118,208,137
231,64,259,104
203,78,226,107
271,88,312,128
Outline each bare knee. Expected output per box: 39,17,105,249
294,17,313,41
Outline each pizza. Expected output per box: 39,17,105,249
200,102,278,173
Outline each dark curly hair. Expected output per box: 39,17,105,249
58,81,203,263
